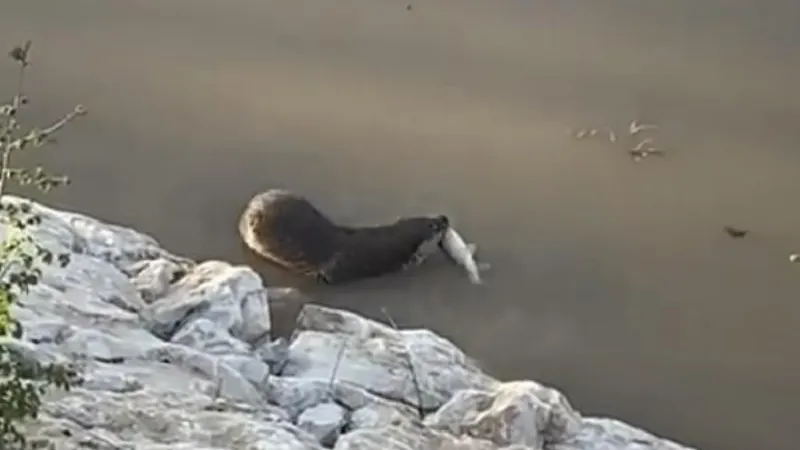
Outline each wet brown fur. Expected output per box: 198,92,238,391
238,189,450,284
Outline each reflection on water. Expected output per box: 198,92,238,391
2,1,800,449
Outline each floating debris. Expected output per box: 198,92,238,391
628,150,655,162
632,138,654,152
628,150,647,161
629,152,646,162
571,127,603,141
569,119,668,164
723,226,749,239
628,147,664,161
629,119,658,136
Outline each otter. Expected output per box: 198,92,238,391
238,189,450,284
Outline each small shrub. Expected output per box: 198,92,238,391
0,40,86,448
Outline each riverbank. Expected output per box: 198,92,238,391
2,195,696,449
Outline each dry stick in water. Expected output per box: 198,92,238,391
632,138,654,152
380,307,425,420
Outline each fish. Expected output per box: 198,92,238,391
440,227,487,284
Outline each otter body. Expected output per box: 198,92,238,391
238,189,449,284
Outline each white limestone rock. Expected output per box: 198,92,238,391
333,424,536,450
33,385,317,450
297,401,349,446
0,195,189,274
282,304,497,410
140,260,270,344
551,418,698,450
59,327,164,362
44,252,148,313
348,401,418,431
255,336,291,374
14,279,141,333
140,343,265,406
0,337,72,369
266,376,418,423
81,365,144,393
128,257,188,303
171,317,252,356
424,381,582,448
16,317,75,345
217,354,272,388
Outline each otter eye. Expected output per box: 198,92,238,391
430,217,447,231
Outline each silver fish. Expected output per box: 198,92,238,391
440,227,486,284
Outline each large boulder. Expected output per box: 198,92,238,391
424,381,582,448
333,424,536,450
281,304,498,411
551,418,697,450
140,260,271,344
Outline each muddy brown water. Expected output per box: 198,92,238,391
2,1,800,449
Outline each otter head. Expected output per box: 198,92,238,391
391,214,450,261
398,214,449,237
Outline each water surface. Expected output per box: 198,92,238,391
2,1,799,449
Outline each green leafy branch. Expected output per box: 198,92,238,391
0,40,85,448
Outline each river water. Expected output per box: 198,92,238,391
2,1,799,449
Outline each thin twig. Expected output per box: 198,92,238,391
13,41,29,108
16,65,25,100
0,40,85,199
0,148,12,197
40,105,87,137
380,307,424,419
0,60,28,198
327,336,348,397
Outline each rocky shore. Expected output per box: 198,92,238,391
1,195,697,450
